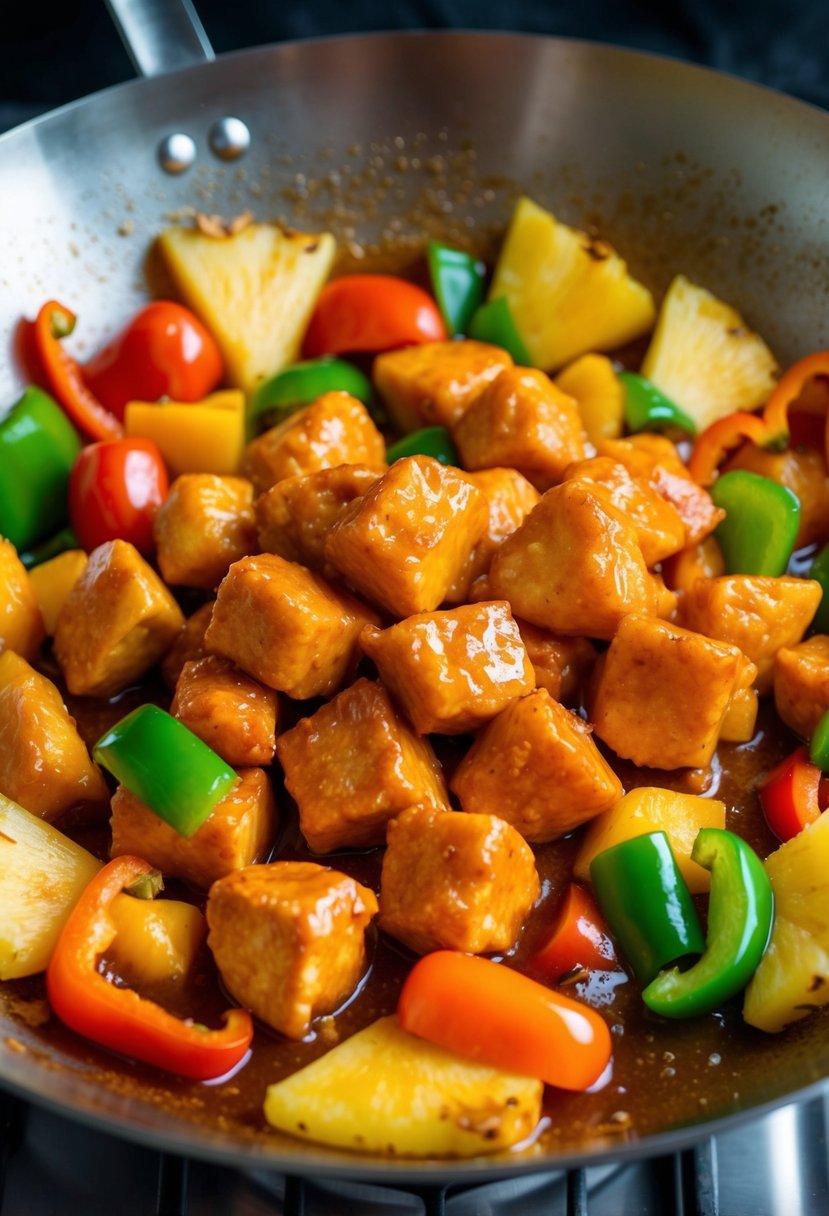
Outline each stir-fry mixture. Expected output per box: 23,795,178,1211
2,195,829,1157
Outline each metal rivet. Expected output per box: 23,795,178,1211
208,116,251,161
158,132,197,174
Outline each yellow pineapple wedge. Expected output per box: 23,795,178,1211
157,222,337,393
0,793,101,979
263,1014,542,1157
641,275,778,432
555,353,625,446
487,197,656,372
744,810,829,1032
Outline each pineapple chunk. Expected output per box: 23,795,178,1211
264,1015,542,1157
488,197,655,371
555,353,625,446
0,793,101,979
157,223,337,393
641,275,778,432
744,810,829,1032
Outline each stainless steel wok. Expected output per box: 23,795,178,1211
1,0,829,1183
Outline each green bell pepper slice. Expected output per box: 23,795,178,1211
427,242,486,337
590,831,705,985
19,526,80,570
248,357,374,436
386,426,459,467
809,710,829,771
0,386,82,551
93,705,238,838
618,371,697,436
808,542,829,634
711,469,801,577
643,828,773,1018
467,297,531,365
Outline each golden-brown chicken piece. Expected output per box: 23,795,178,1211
488,481,659,639
774,636,829,740
110,767,276,889
679,575,822,694
205,553,378,699
591,614,752,769
53,539,184,697
379,805,539,954
0,650,109,821
373,340,513,431
444,467,541,604
160,601,214,689
453,367,588,491
515,621,597,703
451,688,623,841
361,602,534,735
324,455,488,618
563,455,686,566
255,464,382,576
206,861,377,1039
0,538,45,662
153,473,257,590
242,392,386,495
276,678,448,853
171,655,279,767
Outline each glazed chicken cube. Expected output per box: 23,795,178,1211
160,601,214,689
171,655,279,767
452,367,588,491
379,805,540,954
0,538,45,662
360,601,534,735
451,688,623,842
373,339,513,431
207,861,377,1040
153,473,257,590
774,636,829,740
204,553,378,699
324,455,488,618
444,467,540,604
242,392,386,495
110,766,276,889
276,678,448,853
53,539,184,697
515,621,597,703
590,614,752,769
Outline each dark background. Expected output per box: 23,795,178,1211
2,0,829,134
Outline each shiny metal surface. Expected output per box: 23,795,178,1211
208,115,251,161
104,0,213,77
157,130,197,173
1,28,829,1179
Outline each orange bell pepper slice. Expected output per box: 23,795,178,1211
34,301,123,442
46,855,253,1080
528,884,619,984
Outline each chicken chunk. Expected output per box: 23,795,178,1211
242,392,386,495
205,553,378,700
373,339,513,432
444,467,540,604
488,481,660,639
453,367,588,491
0,650,109,821
53,539,184,697
160,601,214,689
591,614,752,769
0,538,45,662
206,861,377,1039
361,601,534,735
774,636,829,740
255,464,381,576
171,656,278,767
110,766,276,889
153,473,257,590
324,455,488,618
515,621,597,703
451,688,623,842
679,575,822,694
379,805,539,954
276,678,448,853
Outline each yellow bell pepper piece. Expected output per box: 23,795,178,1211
28,549,88,636
108,894,206,986
574,787,726,894
555,353,625,447
124,390,246,478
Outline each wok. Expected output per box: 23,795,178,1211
1,0,829,1183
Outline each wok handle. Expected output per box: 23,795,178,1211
104,0,214,78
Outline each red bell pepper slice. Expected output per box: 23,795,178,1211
34,301,123,442
302,275,447,357
528,884,619,984
46,856,253,1080
758,746,822,843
